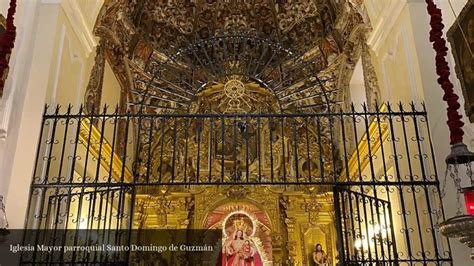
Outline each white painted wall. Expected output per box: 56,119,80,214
364,0,473,263
0,0,105,229
406,0,473,264
349,58,367,111
0,1,62,229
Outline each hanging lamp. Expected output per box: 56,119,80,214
424,0,474,260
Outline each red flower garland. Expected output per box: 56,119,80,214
425,0,464,145
0,0,17,89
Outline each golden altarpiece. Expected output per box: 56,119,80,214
85,1,375,264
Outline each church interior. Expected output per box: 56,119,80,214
0,0,473,265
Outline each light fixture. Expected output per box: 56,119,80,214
354,224,388,251
443,142,474,216
463,186,474,216
368,224,383,238
354,238,368,251
440,143,474,260
424,0,474,259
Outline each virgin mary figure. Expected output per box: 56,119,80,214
221,229,263,266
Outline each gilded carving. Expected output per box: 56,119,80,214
362,42,381,112
302,196,323,225
84,42,105,115
87,1,372,264
91,0,370,118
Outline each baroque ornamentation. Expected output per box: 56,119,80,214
84,42,105,114
87,2,373,263
302,197,323,225
93,0,370,117
277,1,319,33
361,42,381,111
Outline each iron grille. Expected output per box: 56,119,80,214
23,103,453,265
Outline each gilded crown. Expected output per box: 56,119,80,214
233,218,248,231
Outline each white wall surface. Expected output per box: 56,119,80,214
364,0,473,263
0,0,104,228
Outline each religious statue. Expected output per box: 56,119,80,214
221,218,263,266
312,243,328,266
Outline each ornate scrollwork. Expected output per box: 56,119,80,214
84,42,105,115
361,43,381,111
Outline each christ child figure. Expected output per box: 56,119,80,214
240,240,256,266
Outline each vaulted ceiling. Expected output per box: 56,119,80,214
131,0,336,55
93,0,369,114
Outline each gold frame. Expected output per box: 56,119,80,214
447,1,474,122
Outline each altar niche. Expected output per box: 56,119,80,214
195,191,337,266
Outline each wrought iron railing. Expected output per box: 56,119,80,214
22,103,453,265
32,103,438,186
